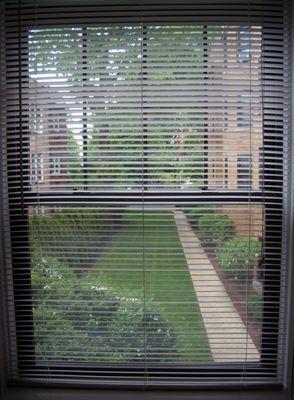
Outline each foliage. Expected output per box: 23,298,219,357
34,306,79,361
247,292,263,324
29,26,209,190
30,209,121,272
31,250,75,299
32,252,179,362
198,213,234,245
30,209,211,363
216,237,262,282
185,206,214,228
89,211,212,361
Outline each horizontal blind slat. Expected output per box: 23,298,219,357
1,0,288,386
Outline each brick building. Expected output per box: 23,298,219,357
29,80,68,213
206,26,263,237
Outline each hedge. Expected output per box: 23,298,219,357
185,206,214,228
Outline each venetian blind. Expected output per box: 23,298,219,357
1,0,290,388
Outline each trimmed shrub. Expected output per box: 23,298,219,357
216,237,262,282
185,206,214,228
198,213,234,245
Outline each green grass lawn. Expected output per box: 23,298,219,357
89,210,212,362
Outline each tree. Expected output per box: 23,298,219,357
29,25,213,189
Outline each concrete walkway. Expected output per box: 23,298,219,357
173,210,259,362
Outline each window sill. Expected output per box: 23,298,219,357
2,386,292,400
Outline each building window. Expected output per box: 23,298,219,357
259,146,264,190
237,92,251,127
34,205,45,215
51,156,62,175
31,153,44,183
224,156,228,188
238,26,251,62
30,104,43,133
49,114,61,130
237,155,251,189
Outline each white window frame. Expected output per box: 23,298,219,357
31,153,44,183
34,205,45,215
51,156,62,175
237,91,251,128
49,115,61,131
237,154,251,189
30,104,43,134
238,26,251,62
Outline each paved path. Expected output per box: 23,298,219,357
173,210,259,362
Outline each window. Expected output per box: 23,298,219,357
259,147,265,191
237,92,251,128
31,153,44,183
33,205,45,215
237,155,251,189
224,156,228,188
51,156,61,175
49,114,61,131
0,0,291,394
238,26,251,62
30,104,43,133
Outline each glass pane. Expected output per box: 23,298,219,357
28,25,262,192
29,204,264,364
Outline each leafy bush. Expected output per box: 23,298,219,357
216,237,262,281
185,206,214,228
247,292,263,323
32,253,179,362
198,213,234,245
34,306,80,361
104,298,178,362
32,250,75,281
31,250,76,299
